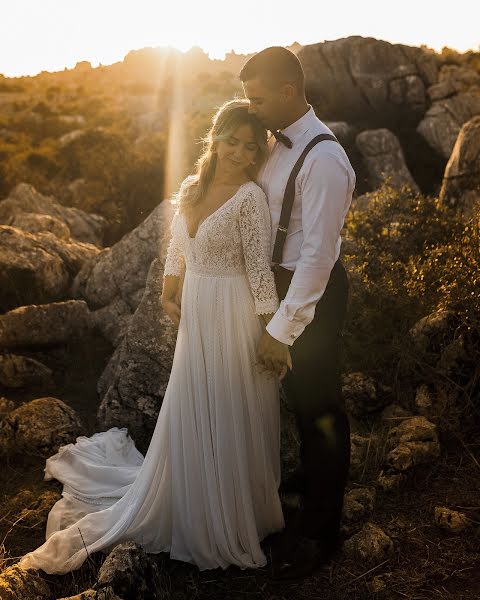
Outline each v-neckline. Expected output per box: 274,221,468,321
184,181,251,240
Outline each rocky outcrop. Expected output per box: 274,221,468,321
96,259,178,452
0,225,100,313
0,300,91,349
342,372,384,417
355,129,419,192
0,396,83,456
71,198,175,346
439,115,480,214
0,183,106,246
417,92,480,159
0,353,54,390
8,212,71,239
409,310,457,353
427,64,480,102
299,36,438,123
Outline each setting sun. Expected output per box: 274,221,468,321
0,0,479,77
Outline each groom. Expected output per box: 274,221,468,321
240,47,356,581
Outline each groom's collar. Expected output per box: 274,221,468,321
279,105,315,144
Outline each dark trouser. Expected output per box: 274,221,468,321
274,259,350,542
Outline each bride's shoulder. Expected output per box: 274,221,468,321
239,181,268,205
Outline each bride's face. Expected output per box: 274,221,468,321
214,124,259,175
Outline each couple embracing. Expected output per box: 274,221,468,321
19,46,356,582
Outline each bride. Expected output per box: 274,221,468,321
18,99,290,574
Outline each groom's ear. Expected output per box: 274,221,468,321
281,83,297,102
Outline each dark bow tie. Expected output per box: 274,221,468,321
271,129,292,148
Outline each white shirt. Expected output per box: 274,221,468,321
258,105,356,346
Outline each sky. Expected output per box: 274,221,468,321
1,0,479,77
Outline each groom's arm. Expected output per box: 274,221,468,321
265,150,354,346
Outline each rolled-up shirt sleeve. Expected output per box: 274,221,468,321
266,151,354,345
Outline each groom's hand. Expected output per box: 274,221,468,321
256,331,290,379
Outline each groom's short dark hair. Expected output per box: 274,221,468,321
239,46,305,94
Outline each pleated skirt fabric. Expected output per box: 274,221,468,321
18,268,285,574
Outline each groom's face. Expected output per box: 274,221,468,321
242,77,287,131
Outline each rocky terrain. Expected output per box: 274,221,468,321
0,36,479,599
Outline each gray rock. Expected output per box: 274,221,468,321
434,506,469,532
0,396,83,457
377,470,405,491
71,198,174,346
0,225,100,312
417,92,480,159
355,128,419,192
386,416,440,472
299,36,437,123
344,522,394,562
439,115,480,215
342,372,383,417
350,433,376,480
0,564,51,599
96,541,162,600
0,353,54,390
96,259,178,452
409,310,457,353
427,64,480,102
9,212,71,239
10,489,62,528
0,300,91,349
57,590,123,600
0,183,106,246
342,487,376,534
381,404,411,422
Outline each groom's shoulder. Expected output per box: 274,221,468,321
302,121,355,178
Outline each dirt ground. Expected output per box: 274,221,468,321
1,334,479,600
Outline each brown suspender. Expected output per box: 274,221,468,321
271,133,339,270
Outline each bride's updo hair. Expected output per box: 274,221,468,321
174,98,268,214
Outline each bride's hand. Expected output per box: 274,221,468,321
278,348,293,381
161,299,181,328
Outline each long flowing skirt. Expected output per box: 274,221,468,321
18,269,285,574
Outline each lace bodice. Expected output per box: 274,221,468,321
163,181,279,315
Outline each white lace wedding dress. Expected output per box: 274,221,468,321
18,180,285,574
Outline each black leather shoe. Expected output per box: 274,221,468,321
278,469,307,495
270,534,338,582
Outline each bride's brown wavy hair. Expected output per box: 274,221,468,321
173,98,268,214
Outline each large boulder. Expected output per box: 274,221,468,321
439,115,480,214
0,396,83,456
0,300,91,349
0,183,106,246
427,64,480,102
355,128,419,192
96,259,178,452
417,92,480,159
299,36,438,123
8,212,71,239
71,198,174,346
0,353,54,390
0,225,100,312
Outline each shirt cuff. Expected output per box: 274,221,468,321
265,310,306,346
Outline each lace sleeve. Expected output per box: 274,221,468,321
239,186,280,315
163,211,185,276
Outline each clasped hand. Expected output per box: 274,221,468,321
256,331,292,381
161,298,181,328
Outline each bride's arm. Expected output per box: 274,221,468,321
161,211,185,327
